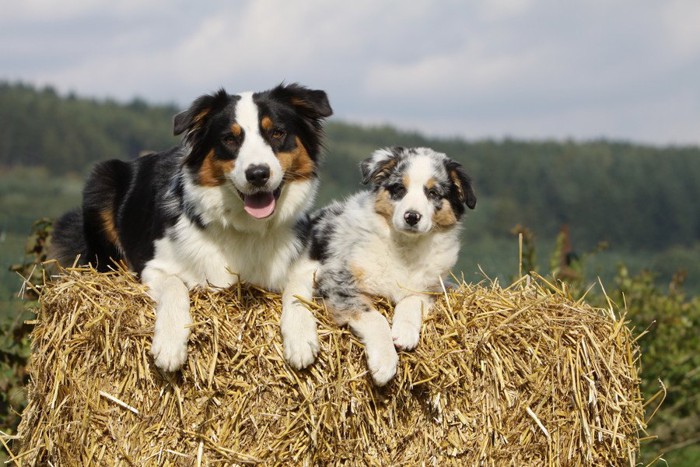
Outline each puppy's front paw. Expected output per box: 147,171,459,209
366,343,398,386
392,319,421,351
282,308,319,370
151,332,188,372
151,315,190,372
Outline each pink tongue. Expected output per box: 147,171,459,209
244,192,276,219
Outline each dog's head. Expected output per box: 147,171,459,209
361,147,476,235
174,83,332,219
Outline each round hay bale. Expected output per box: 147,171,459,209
12,267,644,465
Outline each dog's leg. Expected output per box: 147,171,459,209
348,309,398,386
391,294,433,351
142,267,192,371
281,257,320,369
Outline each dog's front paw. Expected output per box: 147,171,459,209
366,343,398,386
151,316,190,372
392,319,421,351
151,333,188,372
282,308,319,370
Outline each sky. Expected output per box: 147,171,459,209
2,0,699,146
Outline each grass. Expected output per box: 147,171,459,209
661,444,700,465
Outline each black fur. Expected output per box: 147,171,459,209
307,203,343,262
53,150,182,272
444,159,477,213
51,209,86,266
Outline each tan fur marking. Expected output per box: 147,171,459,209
230,123,242,136
277,137,315,181
198,150,234,187
193,109,210,128
433,198,457,229
350,263,366,286
331,293,374,325
372,158,398,183
290,97,308,108
99,209,121,248
261,116,273,130
449,169,465,201
425,177,437,189
374,189,394,223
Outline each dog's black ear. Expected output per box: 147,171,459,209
173,89,230,137
269,83,332,158
270,83,333,121
445,159,477,209
360,147,403,185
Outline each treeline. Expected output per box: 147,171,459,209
0,82,179,172
2,81,700,253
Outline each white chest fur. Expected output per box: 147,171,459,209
147,177,316,292
353,230,459,301
147,217,302,291
332,195,461,302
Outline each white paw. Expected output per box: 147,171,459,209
392,319,421,351
282,308,319,370
151,315,190,372
366,342,398,386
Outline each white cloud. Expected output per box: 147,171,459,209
1,0,174,22
661,0,700,60
365,44,543,100
476,0,535,20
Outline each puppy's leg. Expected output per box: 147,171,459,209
348,309,398,386
317,266,398,385
281,258,320,369
142,267,192,372
392,294,433,351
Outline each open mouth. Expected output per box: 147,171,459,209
238,186,282,219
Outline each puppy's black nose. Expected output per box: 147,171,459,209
245,164,270,187
404,210,421,226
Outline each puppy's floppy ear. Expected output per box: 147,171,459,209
173,89,230,137
360,147,403,185
445,159,477,209
270,83,333,121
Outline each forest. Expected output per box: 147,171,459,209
1,81,699,463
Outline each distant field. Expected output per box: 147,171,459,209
0,167,82,321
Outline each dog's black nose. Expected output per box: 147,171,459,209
404,210,421,226
245,164,270,187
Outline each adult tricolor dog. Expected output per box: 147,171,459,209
51,83,333,371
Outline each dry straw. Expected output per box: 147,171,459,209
11,266,645,465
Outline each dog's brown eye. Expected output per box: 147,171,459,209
222,134,238,146
428,188,441,200
271,129,286,139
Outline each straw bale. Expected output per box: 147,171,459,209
12,267,645,465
